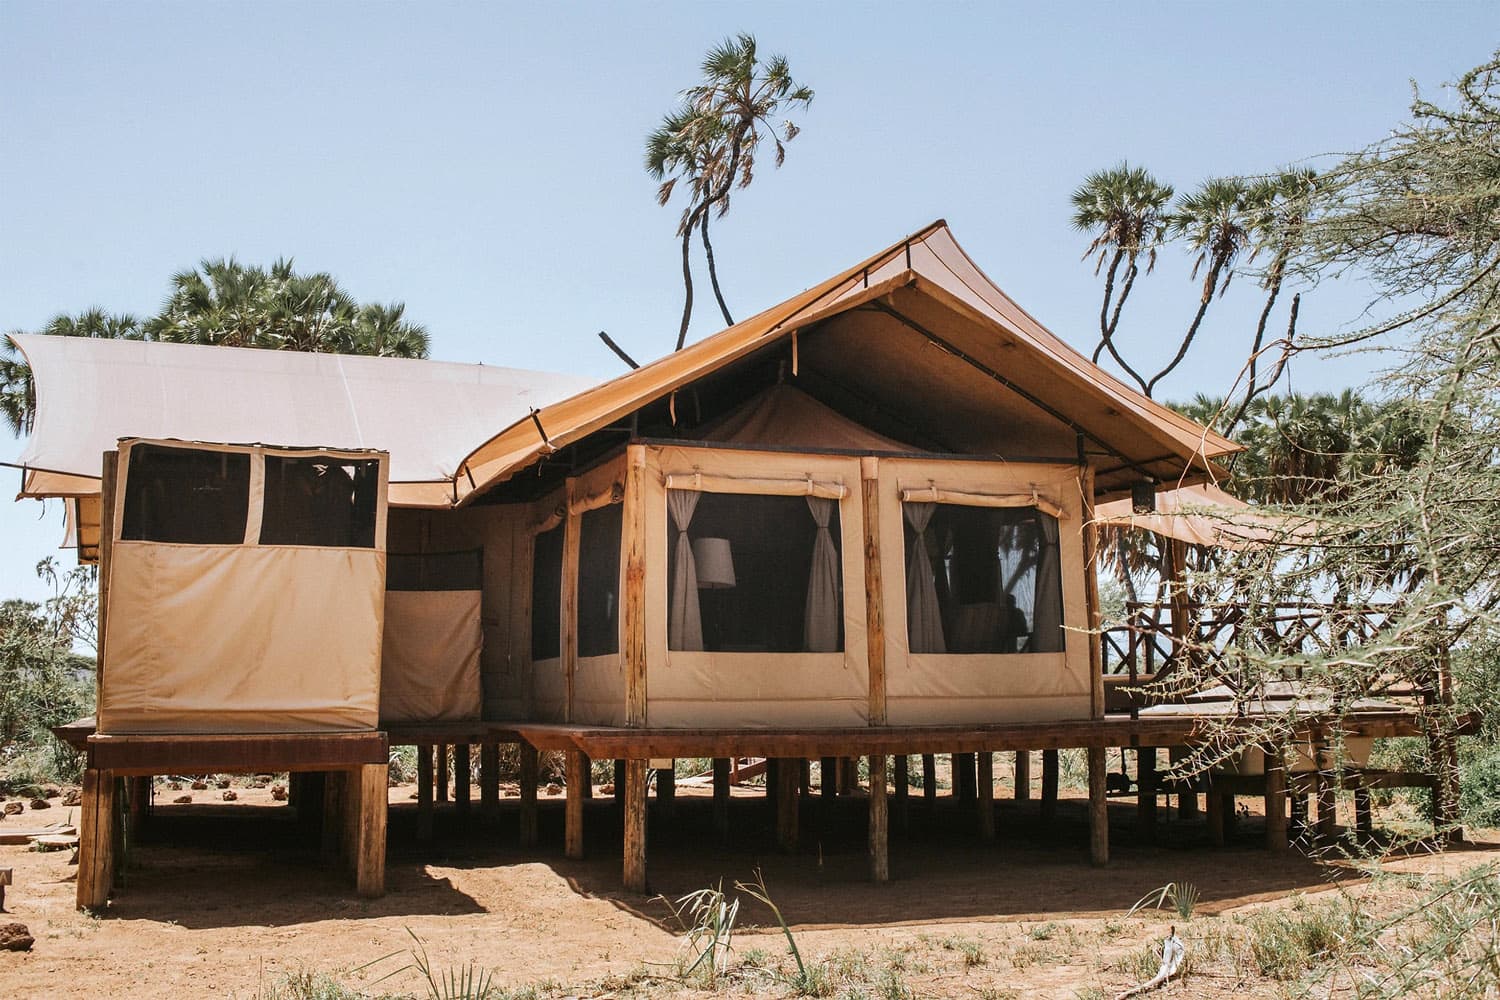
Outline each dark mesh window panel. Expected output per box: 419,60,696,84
531,524,564,661
577,504,622,658
120,444,251,544
903,504,1064,655
260,456,380,548
387,550,483,592
666,492,844,653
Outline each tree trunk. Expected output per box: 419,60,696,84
675,213,697,351
1148,258,1226,396
700,207,733,327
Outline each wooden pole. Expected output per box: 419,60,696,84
519,742,539,849
1088,746,1109,867
480,743,499,816
614,759,626,802
868,754,889,882
893,754,909,834
775,758,799,853
1014,751,1030,801
454,743,471,816
821,756,838,800
321,770,344,861
561,484,581,724
436,744,449,803
127,775,150,840
1265,748,1289,852
565,749,586,859
623,446,648,729
839,756,858,797
582,753,593,800
861,459,887,727
1206,782,1226,847
1354,787,1374,842
354,763,388,898
712,757,730,839
1137,747,1157,841
1082,466,1105,720
416,744,433,842
1040,749,1059,824
656,764,676,817
977,752,995,841
623,758,648,893
77,767,116,910
1315,769,1337,847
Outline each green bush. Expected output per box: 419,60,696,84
1459,739,1500,829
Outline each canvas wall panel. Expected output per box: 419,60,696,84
380,589,482,722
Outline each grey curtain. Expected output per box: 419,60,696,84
904,502,946,654
667,490,703,650
803,496,840,652
1031,512,1063,652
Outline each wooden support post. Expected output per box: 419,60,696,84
565,749,586,859
623,758,648,893
1265,748,1289,852
799,759,811,799
298,772,326,831
977,752,995,841
861,459,888,732
581,753,593,799
893,755,910,834
656,764,676,817
1082,466,1105,721
775,758,799,853
868,754,889,882
519,742,539,849
1290,792,1309,839
821,756,838,800
77,767,116,910
953,753,975,802
454,744,471,816
1354,787,1374,842
765,758,780,802
321,770,345,860
354,763,388,898
340,768,361,876
623,445,648,732
1206,784,1226,847
416,744,434,842
1088,747,1108,866
614,759,626,802
1040,749,1059,824
127,775,150,840
1315,768,1337,847
436,744,449,803
1014,751,1030,801
480,743,499,816
712,757,730,839
561,484,581,724
1137,747,1157,840
839,756,858,797
1178,788,1200,820
922,754,937,810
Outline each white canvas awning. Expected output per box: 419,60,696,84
8,333,596,507
1093,483,1312,550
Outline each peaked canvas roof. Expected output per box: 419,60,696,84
699,384,915,453
8,333,595,507
1094,483,1313,549
454,221,1239,504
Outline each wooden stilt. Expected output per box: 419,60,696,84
1014,750,1030,801
519,742,539,849
1088,746,1109,867
77,767,116,910
354,763,388,898
821,756,838,800
436,743,449,803
454,743,471,816
839,756,858,797
1315,768,1337,847
766,758,780,803
1137,747,1157,840
623,759,648,893
614,759,626,802
581,753,593,799
712,757,730,839
977,752,995,841
480,743,499,816
656,764,676,817
1206,784,1226,847
1224,792,1240,839
955,753,976,803
893,755,909,834
1178,789,1200,820
775,758,799,853
1290,792,1308,839
923,754,937,810
416,744,434,842
869,754,889,882
1354,787,1374,842
565,749,586,859
321,770,345,860
1265,749,1289,852
1040,749,1058,824
127,775,150,840
798,758,811,799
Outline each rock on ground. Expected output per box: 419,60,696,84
0,923,33,952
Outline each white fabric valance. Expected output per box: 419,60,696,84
664,472,848,500
899,485,1066,521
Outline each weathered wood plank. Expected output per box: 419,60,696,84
1040,748,1058,823
454,744,471,815
861,461,886,726
977,752,995,841
623,758,648,893
355,763,387,898
1265,747,1289,852
561,486,581,724
1088,746,1108,867
565,749,586,859
868,754,888,883
623,445,648,727
519,742,539,849
86,732,388,775
76,767,115,910
775,758,799,853
1014,750,1030,802
416,745,433,842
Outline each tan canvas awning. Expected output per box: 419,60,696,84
8,333,595,507
454,221,1239,504
1093,483,1311,549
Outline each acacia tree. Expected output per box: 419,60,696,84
1,258,429,435
647,33,813,349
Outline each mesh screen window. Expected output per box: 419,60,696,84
120,445,251,544
903,504,1064,655
387,550,483,592
578,504,622,658
667,492,844,653
531,524,564,661
261,456,380,548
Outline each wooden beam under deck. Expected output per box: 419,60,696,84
85,731,389,776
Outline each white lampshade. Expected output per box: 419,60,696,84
692,536,736,589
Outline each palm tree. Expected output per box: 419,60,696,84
1146,177,1256,396
648,34,814,349
1070,163,1174,393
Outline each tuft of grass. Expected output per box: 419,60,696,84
939,934,985,968
1126,881,1200,922
1241,897,1361,980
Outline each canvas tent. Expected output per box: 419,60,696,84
1093,483,1312,549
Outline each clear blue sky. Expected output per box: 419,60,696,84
2,2,1495,606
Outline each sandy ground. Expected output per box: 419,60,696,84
0,777,1492,999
